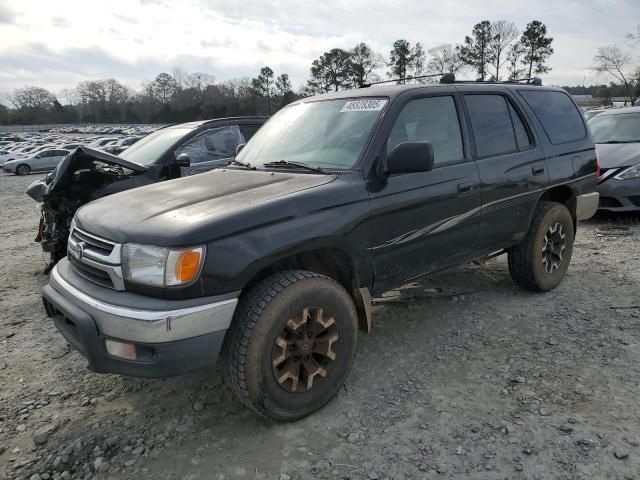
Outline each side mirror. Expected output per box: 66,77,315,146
174,153,191,168
386,141,434,175
235,144,245,155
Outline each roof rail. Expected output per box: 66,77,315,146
360,75,543,88
360,74,443,88
440,77,543,86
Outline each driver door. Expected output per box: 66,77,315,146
368,94,482,293
174,126,244,176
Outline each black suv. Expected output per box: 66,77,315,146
42,83,599,420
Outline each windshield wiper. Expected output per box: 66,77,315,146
263,160,329,174
598,140,639,144
228,158,255,170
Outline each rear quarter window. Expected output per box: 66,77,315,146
518,90,586,144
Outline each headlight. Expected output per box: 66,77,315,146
122,244,205,287
614,164,640,180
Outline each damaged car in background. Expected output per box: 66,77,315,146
26,117,266,270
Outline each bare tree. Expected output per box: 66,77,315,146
59,88,78,106
593,45,637,103
152,73,178,104
11,86,57,110
505,42,526,80
489,20,519,81
427,44,466,76
627,25,640,44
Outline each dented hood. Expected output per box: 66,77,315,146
44,146,147,195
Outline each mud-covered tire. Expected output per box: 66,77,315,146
222,270,358,421
508,201,575,292
15,164,30,176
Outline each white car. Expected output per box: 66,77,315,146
3,149,70,175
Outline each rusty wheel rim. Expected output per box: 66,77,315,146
271,307,339,394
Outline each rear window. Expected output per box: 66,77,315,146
519,90,586,144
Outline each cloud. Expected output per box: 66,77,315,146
0,0,638,95
0,4,16,24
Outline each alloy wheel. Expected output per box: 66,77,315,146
271,307,339,393
541,221,566,273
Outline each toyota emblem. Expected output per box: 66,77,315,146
76,241,85,260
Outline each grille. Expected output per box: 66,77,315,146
599,196,623,208
67,226,124,290
69,255,115,289
69,228,114,257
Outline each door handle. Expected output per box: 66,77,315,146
457,182,474,193
532,166,545,176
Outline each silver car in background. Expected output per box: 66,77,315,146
3,148,71,175
589,106,640,212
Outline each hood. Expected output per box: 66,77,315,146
76,168,336,246
595,143,640,168
43,146,146,195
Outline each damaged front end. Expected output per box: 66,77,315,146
26,147,148,272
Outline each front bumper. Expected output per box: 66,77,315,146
42,260,238,378
596,176,640,212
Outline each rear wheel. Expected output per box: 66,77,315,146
15,164,30,176
508,201,575,291
222,270,358,421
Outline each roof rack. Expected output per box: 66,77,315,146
360,75,542,88
440,77,543,86
360,74,443,88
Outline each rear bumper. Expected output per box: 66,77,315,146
576,192,599,220
41,261,238,378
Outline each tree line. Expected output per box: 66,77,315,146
591,25,640,104
0,19,557,125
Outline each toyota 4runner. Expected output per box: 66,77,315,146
42,83,599,420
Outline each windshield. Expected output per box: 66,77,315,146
119,127,192,166
237,97,388,170
589,112,640,143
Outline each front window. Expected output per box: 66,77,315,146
588,112,640,144
237,98,388,170
119,127,193,166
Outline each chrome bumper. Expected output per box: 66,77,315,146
48,263,238,343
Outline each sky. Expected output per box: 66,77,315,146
0,0,638,101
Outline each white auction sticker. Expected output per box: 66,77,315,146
340,99,388,112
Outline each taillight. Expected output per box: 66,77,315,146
596,152,601,178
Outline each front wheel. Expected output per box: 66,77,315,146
508,201,575,291
15,164,31,176
222,270,358,421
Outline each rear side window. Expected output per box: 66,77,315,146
508,103,533,150
465,95,517,157
519,90,586,144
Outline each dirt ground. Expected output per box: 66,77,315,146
1,172,639,480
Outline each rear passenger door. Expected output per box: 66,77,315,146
368,93,482,292
462,91,548,252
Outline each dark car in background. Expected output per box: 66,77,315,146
27,116,267,268
589,107,640,212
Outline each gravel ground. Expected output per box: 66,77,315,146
1,172,639,480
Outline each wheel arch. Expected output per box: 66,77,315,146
240,245,373,333
537,185,577,230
